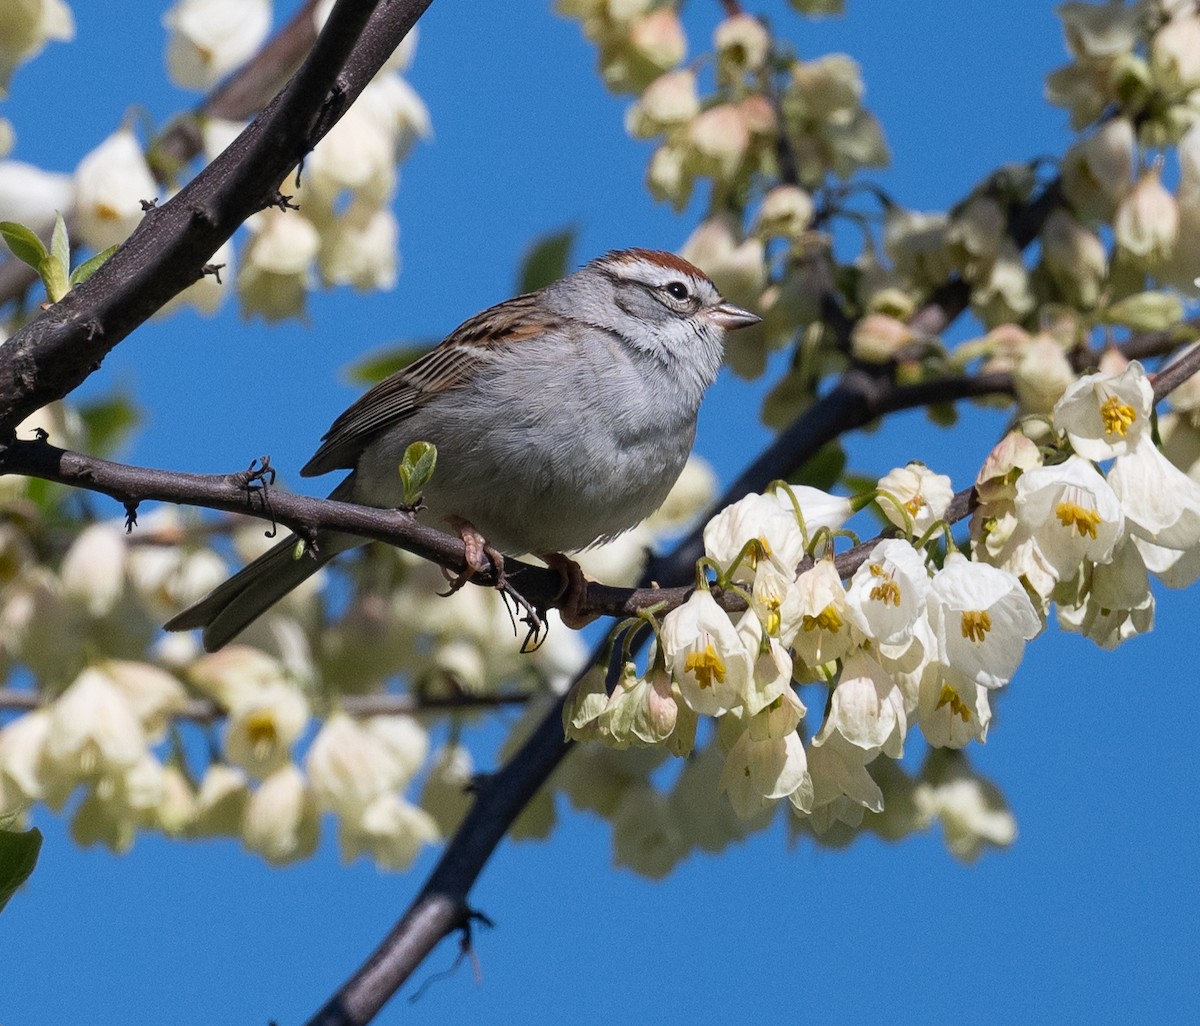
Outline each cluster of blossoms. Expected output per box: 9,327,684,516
0,0,428,326
0,388,716,865
565,358,1200,855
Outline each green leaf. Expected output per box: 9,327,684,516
0,221,48,270
518,226,577,294
398,440,437,505
69,245,118,287
346,341,437,385
49,212,69,272
0,826,42,917
79,393,140,456
1102,291,1184,332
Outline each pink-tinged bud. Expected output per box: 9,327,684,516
1014,335,1075,416
738,94,778,136
851,313,916,364
627,9,686,72
625,69,698,138
1114,166,1179,263
687,103,750,180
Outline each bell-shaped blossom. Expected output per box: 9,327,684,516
662,589,753,716
791,558,858,672
736,610,797,716
845,538,931,646
713,13,770,74
1015,456,1125,579
927,553,1040,690
1054,361,1153,460
916,668,991,748
913,754,1016,861
0,710,51,810
306,712,412,817
60,521,126,617
813,650,906,757
1014,334,1076,415
597,661,677,748
718,690,812,818
805,731,884,832
96,659,187,742
163,0,271,91
242,764,319,865
224,682,309,779
748,561,803,647
777,483,854,537
73,127,156,250
703,490,805,583
755,184,814,241
338,792,440,870
237,208,320,320
1108,436,1200,550
317,200,398,290
0,160,74,233
625,68,698,137
0,0,73,95
877,462,953,535
44,668,146,784
1057,538,1154,649
1114,166,1179,263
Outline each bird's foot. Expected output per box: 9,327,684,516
441,516,506,595
540,551,599,629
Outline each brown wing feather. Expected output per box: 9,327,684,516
301,292,562,476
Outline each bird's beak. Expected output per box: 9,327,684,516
708,301,761,331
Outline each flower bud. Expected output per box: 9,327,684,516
625,69,698,138
755,184,814,241
163,0,271,91
1114,166,1178,263
851,313,916,364
714,13,770,75
1040,208,1106,308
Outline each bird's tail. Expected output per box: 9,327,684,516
164,530,358,652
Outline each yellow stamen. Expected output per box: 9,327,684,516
684,644,726,690
904,495,925,515
1055,502,1102,539
803,604,844,633
936,684,972,723
1100,395,1136,437
960,609,992,643
869,567,901,606
764,597,782,637
245,711,280,759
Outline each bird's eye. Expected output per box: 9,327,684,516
665,281,690,301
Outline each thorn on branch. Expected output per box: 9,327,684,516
123,500,139,534
407,907,494,1003
33,426,49,441
201,263,225,284
139,197,158,211
269,191,300,212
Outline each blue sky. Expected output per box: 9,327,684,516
3,2,1199,1024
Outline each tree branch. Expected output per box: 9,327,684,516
0,0,434,435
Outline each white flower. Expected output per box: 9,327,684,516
914,754,1016,861
237,208,320,320
163,0,271,91
661,589,752,716
1014,456,1125,579
598,662,679,748
0,709,51,808
1057,538,1154,649
775,483,853,537
306,712,418,817
362,715,428,784
190,762,249,837
60,521,126,617
224,682,309,779
242,764,319,865
736,609,797,716
45,668,146,782
845,538,931,646
1053,361,1153,461
916,669,991,748
317,200,399,290
877,462,953,535
813,650,906,757
307,102,397,204
625,68,698,137
73,127,156,250
187,645,289,709
338,793,439,870
1108,436,1200,550
790,558,858,672
806,731,883,831
718,692,812,818
703,490,805,583
926,553,1041,690
95,659,187,741
0,0,74,95
1114,166,1179,262
0,160,73,232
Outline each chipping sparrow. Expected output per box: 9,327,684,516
166,248,760,650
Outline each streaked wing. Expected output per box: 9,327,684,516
300,292,562,476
